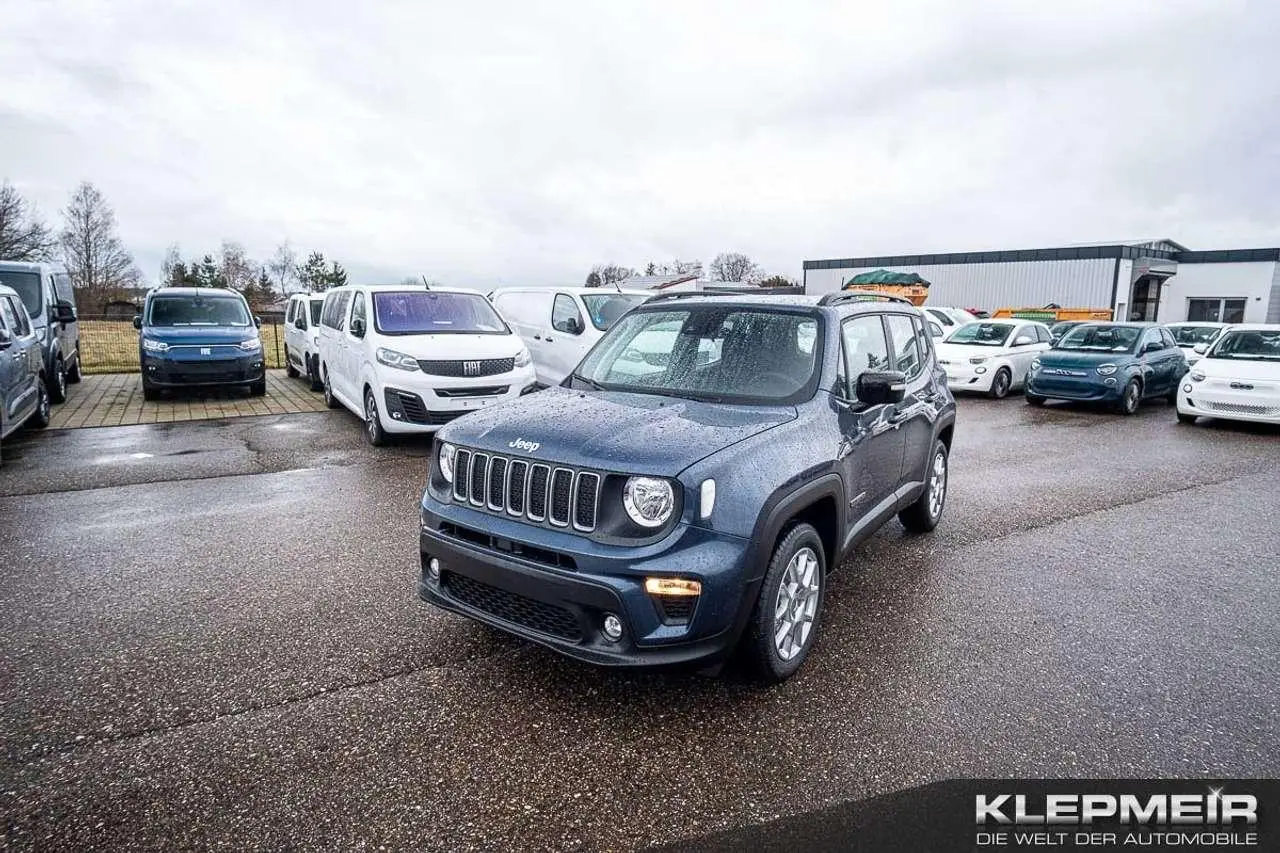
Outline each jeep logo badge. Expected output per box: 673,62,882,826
508,438,540,453
463,360,481,376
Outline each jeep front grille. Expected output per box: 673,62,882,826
451,448,601,533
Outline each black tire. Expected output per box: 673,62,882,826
323,367,340,409
307,355,324,391
1116,379,1141,416
364,387,388,447
988,367,1012,399
1166,388,1179,406
285,348,300,378
249,377,267,397
142,378,160,402
1025,393,1046,407
742,522,826,683
31,380,51,429
899,438,949,533
67,351,82,383
1176,410,1197,425
48,358,67,403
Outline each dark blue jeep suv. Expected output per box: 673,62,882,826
418,292,957,681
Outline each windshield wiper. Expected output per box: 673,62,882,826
570,372,607,391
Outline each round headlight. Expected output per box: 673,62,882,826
1096,364,1117,376
438,442,457,483
622,476,675,528
1030,359,1041,371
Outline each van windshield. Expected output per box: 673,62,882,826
581,293,649,331
0,270,42,319
372,291,508,335
148,295,251,326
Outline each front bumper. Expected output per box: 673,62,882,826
417,496,756,668
376,367,538,434
141,353,265,387
1178,384,1280,424
1026,371,1121,402
940,363,995,392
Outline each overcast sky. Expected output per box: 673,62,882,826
3,0,1278,288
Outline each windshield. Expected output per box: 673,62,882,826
573,307,821,404
1168,325,1223,346
1056,324,1140,353
309,300,322,326
1050,321,1081,337
372,291,508,335
581,293,648,331
1208,329,1280,360
943,322,1014,346
148,295,251,326
0,270,42,319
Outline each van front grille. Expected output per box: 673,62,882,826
451,447,601,532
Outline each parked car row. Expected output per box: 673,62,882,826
0,261,82,461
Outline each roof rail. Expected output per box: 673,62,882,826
644,290,737,303
818,291,915,307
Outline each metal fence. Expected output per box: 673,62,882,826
77,313,288,374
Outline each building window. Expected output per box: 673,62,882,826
1187,298,1247,324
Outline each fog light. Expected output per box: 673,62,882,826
974,366,987,374
602,613,624,642
645,577,702,597
1104,377,1117,386
427,557,441,578
1183,384,1192,394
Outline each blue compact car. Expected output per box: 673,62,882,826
418,292,957,682
134,288,266,399
1025,322,1188,415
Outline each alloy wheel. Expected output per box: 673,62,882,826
365,393,380,441
773,547,821,661
928,449,947,520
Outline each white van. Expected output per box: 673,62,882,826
489,287,651,386
283,292,327,390
316,285,536,445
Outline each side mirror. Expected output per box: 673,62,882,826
0,328,11,350
349,317,365,338
294,317,307,330
253,316,262,328
1143,341,1163,354
568,316,584,335
132,315,142,330
1013,336,1034,346
856,370,908,406
1193,343,1208,355
55,301,76,323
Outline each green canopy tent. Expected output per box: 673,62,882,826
843,269,931,287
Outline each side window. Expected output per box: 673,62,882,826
1035,325,1051,344
53,273,75,305
1160,329,1177,349
8,297,31,337
285,300,296,324
840,314,891,397
912,316,932,358
1141,329,1163,351
321,294,336,328
0,296,17,333
350,291,367,333
884,313,923,379
552,294,582,334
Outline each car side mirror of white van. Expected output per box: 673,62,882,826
1193,343,1208,355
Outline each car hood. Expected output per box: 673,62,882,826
935,342,1009,361
374,332,524,360
142,326,258,344
439,387,797,475
1195,357,1280,381
1038,349,1135,368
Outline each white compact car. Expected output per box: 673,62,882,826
1164,321,1229,368
934,319,1052,398
489,287,651,386
1176,324,1280,426
923,306,979,330
283,292,327,390
316,285,536,445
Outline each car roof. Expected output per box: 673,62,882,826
327,284,481,295
1165,320,1228,327
0,260,62,273
290,292,327,301
149,286,245,298
0,283,18,297
1220,323,1280,332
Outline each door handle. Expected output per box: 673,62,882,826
545,338,554,343
532,335,542,340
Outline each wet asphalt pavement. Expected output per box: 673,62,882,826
1,398,1278,850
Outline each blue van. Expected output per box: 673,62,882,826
0,260,80,404
133,287,266,400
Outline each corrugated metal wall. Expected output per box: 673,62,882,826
1269,262,1280,324
805,258,1117,311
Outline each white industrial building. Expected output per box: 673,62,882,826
803,240,1280,324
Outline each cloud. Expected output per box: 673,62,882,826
1,0,1277,287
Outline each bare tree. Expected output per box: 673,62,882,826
59,182,139,304
709,252,760,283
219,240,256,293
268,241,298,295
0,180,56,261
587,264,633,287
